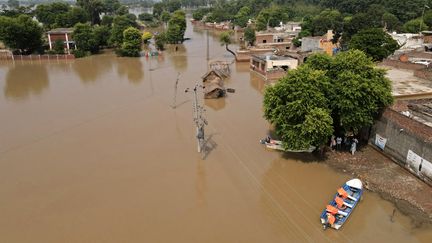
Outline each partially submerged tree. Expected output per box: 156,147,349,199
264,50,393,149
119,27,142,57
73,23,99,54
219,31,236,57
166,10,186,43
263,66,333,149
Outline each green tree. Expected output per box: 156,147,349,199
35,2,70,29
53,39,65,54
403,18,428,33
116,5,129,15
219,30,236,57
119,27,142,57
0,15,43,54
166,10,186,43
263,65,332,149
349,28,399,61
155,31,166,50
77,0,104,25
93,25,111,47
310,9,343,36
110,15,136,46
152,2,165,18
263,50,394,148
73,23,98,53
192,7,210,21
102,0,120,15
101,15,114,26
166,0,181,13
139,12,153,21
382,12,400,32
234,6,251,28
161,11,171,23
244,26,255,46
255,6,290,31
306,50,393,133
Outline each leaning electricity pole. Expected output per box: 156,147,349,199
186,84,207,153
171,72,180,108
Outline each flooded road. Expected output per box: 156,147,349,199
1,20,432,242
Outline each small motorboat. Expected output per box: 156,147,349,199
260,136,315,153
320,179,363,230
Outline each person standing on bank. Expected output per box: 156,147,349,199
351,138,359,155
336,137,342,150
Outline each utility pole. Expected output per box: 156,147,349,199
186,84,207,153
172,72,180,108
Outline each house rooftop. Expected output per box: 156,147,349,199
47,28,74,34
252,54,296,61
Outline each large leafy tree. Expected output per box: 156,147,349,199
244,26,256,46
119,27,142,57
264,50,393,148
109,15,137,46
263,65,333,149
77,0,104,25
35,2,70,29
306,50,393,132
166,10,186,43
255,6,290,31
402,18,428,33
0,15,43,54
349,28,399,61
234,6,251,28
73,23,99,53
102,0,121,15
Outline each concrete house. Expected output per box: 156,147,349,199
250,54,298,81
47,28,75,54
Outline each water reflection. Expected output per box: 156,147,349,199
72,55,115,83
165,44,188,71
4,64,49,100
195,159,207,207
204,97,226,111
116,57,144,84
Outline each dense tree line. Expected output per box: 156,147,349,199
0,0,147,57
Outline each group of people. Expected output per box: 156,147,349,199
330,135,359,155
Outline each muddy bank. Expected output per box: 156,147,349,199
325,145,432,225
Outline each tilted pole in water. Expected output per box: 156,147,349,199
188,84,207,154
172,72,180,108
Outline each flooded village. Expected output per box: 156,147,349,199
1,1,432,242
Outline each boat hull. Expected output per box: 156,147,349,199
320,179,363,230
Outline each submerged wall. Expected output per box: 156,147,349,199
370,108,432,186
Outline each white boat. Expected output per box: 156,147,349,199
320,179,363,230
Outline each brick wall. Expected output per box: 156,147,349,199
370,108,432,185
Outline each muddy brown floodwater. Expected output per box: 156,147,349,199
1,19,432,243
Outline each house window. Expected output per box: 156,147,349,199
263,40,267,43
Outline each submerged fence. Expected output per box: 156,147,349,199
0,53,75,62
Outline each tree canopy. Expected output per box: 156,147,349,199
0,15,43,54
349,28,399,61
119,27,142,57
264,50,393,149
166,10,186,43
